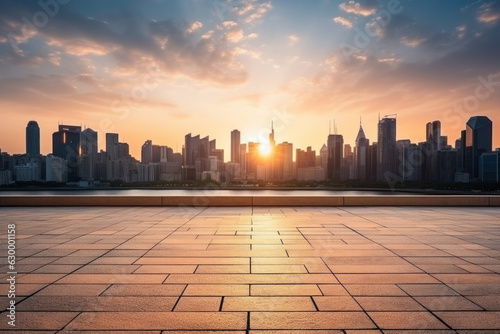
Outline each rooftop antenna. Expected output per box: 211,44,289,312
333,119,338,135
329,120,331,135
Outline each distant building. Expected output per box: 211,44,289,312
211,149,224,163
106,133,119,160
239,144,247,175
231,130,241,163
80,128,98,180
319,144,328,178
118,142,129,159
479,151,500,183
367,143,378,182
377,116,397,182
438,150,458,183
160,146,174,162
297,166,325,181
276,142,293,181
26,120,40,156
46,155,67,183
152,145,161,163
465,116,492,180
354,123,368,181
296,147,316,169
141,140,153,164
327,134,343,182
52,125,81,182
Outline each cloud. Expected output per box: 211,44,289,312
333,16,353,29
456,25,467,39
235,0,272,23
477,1,500,24
187,21,203,34
288,34,299,45
285,23,500,132
0,2,249,87
223,21,244,42
339,0,378,16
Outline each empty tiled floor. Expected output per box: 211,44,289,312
1,206,500,333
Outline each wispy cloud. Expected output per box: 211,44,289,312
339,0,378,16
333,16,353,29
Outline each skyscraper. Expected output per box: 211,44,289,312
26,120,40,156
465,116,493,180
142,140,153,164
80,128,98,180
81,128,98,156
52,125,81,182
354,122,368,181
327,134,343,182
231,130,241,163
106,133,119,160
377,116,397,182
426,121,442,151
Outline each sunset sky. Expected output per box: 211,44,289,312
1,0,499,160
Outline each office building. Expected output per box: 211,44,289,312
465,116,492,180
26,120,40,156
52,125,81,182
480,150,500,182
142,140,153,164
231,130,241,163
377,116,397,182
354,123,368,180
106,133,119,160
327,134,343,181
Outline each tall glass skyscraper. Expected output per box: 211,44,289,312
465,116,492,180
231,130,241,163
26,120,40,156
377,116,397,182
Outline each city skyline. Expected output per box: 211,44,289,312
1,115,497,162
1,0,500,159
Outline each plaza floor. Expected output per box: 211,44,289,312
1,206,500,333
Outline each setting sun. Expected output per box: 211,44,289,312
259,142,272,156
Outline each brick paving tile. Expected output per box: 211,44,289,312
313,296,363,311
434,311,500,329
367,311,449,330
251,284,322,296
223,296,316,311
397,284,460,296
17,296,178,312
414,296,483,311
354,297,426,311
64,312,247,330
174,297,221,311
345,285,407,296
36,284,110,296
102,284,186,296
183,284,249,296
250,312,376,330
0,312,78,330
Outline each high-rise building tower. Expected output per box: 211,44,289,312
465,116,492,180
231,130,241,163
354,122,368,180
26,120,40,156
81,129,98,156
106,133,119,160
142,140,153,164
327,134,343,181
377,116,397,182
80,128,98,180
52,125,81,182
